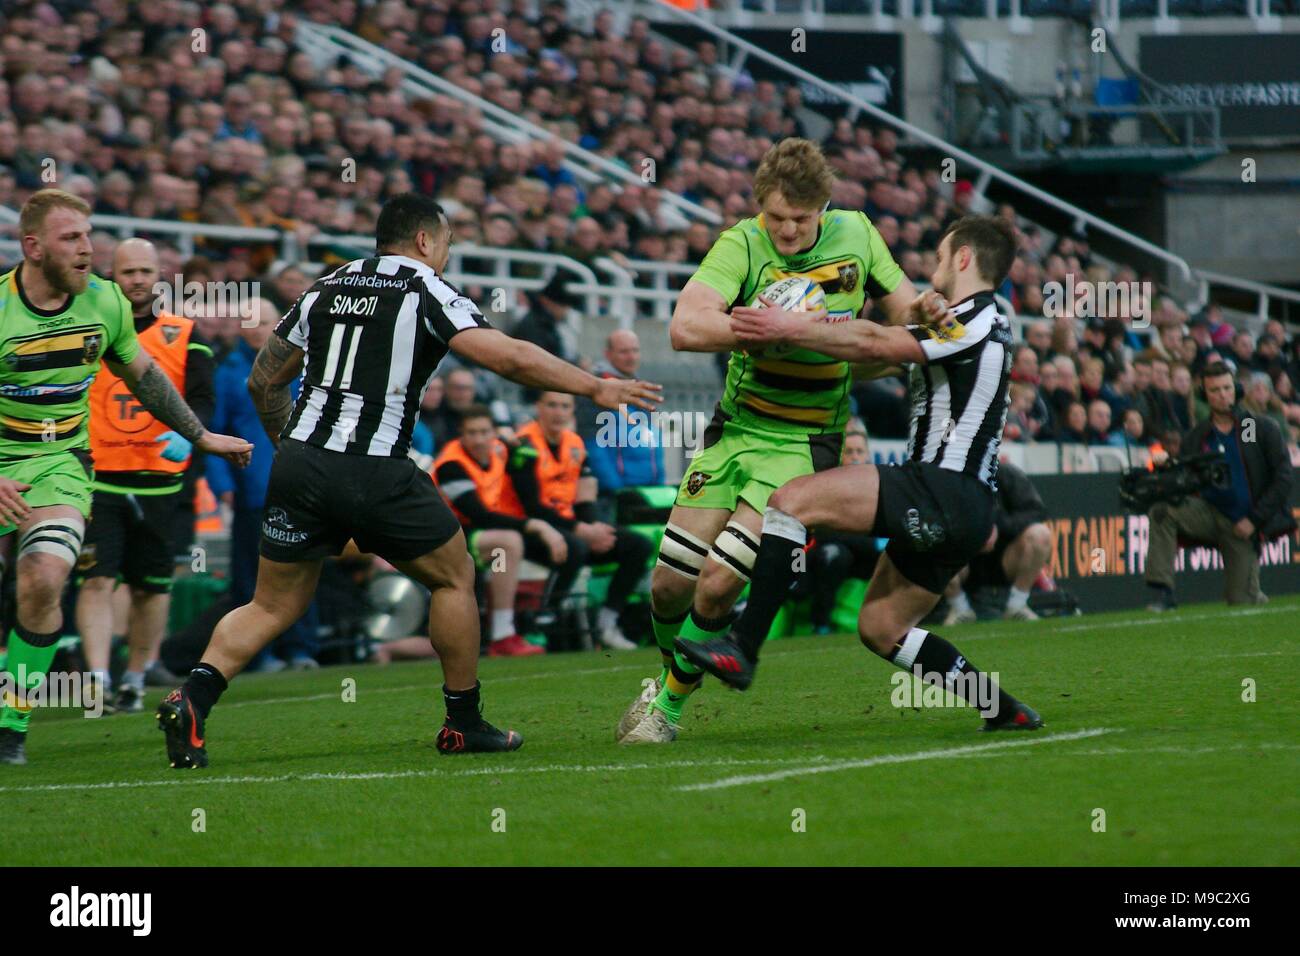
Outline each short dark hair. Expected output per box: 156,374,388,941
458,404,494,428
376,193,448,251
1202,361,1234,384
940,215,1016,287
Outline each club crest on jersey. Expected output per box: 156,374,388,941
836,263,859,294
924,319,965,344
685,471,710,497
81,333,103,364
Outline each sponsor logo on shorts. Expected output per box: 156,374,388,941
685,471,710,497
904,507,947,550
262,506,308,545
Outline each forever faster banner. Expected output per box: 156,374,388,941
1139,33,1300,141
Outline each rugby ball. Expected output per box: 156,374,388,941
752,276,826,313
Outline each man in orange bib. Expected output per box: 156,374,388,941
431,404,568,658
507,391,652,651
75,239,215,713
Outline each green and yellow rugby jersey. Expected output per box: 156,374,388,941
0,266,141,457
691,209,904,434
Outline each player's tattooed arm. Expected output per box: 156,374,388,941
111,353,206,443
248,334,304,445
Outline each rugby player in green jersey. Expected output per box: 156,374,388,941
0,189,252,765
619,139,945,743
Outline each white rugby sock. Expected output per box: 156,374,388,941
1006,586,1031,612
490,609,515,641
949,589,972,615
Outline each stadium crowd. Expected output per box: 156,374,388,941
1,0,1297,671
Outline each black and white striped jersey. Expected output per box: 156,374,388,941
903,290,1013,490
273,254,491,457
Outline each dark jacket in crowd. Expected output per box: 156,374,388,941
1184,409,1296,541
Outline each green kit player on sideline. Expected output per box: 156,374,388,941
0,189,252,766
618,138,945,744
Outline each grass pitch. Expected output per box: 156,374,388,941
3,598,1297,866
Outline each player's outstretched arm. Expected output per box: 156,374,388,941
730,306,925,366
451,327,662,412
247,333,305,446
668,280,739,353
109,351,254,468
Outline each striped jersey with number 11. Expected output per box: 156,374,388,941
274,255,491,457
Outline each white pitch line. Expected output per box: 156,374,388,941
963,603,1297,643
676,727,1118,792
1207,650,1300,659
0,755,828,796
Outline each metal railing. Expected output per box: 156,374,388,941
294,22,721,227
1006,99,1222,158
714,0,1292,28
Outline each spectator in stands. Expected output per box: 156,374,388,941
510,392,653,651
1146,363,1295,610
1049,400,1088,444
578,331,665,498
944,461,1052,623
1085,399,1120,447
1046,355,1080,421
424,368,478,450
1186,313,1215,371
1241,372,1291,438
1231,331,1256,372
1253,334,1284,375
1135,356,1182,438
206,299,318,671
1170,363,1196,427
1079,356,1105,405
1269,370,1300,443
1120,407,1149,448
1024,319,1053,364
410,375,444,464
511,273,579,400
432,405,559,658
1100,360,1135,423
1202,303,1235,349
1003,382,1038,444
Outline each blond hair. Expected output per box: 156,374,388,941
19,188,92,238
753,138,835,210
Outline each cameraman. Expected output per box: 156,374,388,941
1146,362,1295,610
